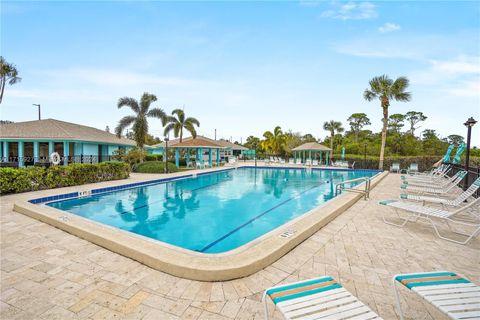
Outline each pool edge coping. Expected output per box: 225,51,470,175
13,166,388,281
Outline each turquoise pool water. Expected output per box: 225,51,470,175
47,167,379,253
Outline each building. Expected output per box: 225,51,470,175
215,139,250,159
0,119,136,166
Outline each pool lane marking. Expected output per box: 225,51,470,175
198,182,327,253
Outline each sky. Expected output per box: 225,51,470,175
1,1,479,146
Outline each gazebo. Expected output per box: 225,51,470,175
156,136,226,168
292,142,332,165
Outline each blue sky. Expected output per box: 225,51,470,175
1,1,479,146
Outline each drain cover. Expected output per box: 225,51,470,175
279,229,296,238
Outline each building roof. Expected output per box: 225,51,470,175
215,139,249,151
0,119,137,146
292,142,332,151
151,135,226,149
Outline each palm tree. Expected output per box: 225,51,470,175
115,92,166,148
323,120,344,160
0,57,22,104
261,126,286,155
364,75,411,169
163,109,200,142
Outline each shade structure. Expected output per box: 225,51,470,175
291,142,332,165
341,146,345,160
159,135,226,168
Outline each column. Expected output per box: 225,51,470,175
175,148,179,168
2,142,8,162
216,148,220,165
319,152,322,165
294,151,296,163
199,147,203,165
309,150,312,161
33,141,40,163
326,151,329,166
186,148,190,165
208,148,212,167
48,141,54,155
18,141,24,167
63,141,69,165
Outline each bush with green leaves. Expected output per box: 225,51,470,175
0,161,130,194
133,161,178,173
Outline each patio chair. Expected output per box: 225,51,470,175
400,171,467,195
280,158,286,164
195,162,203,169
407,163,419,174
400,177,480,208
401,165,452,182
390,162,401,173
402,170,466,188
305,159,312,166
392,271,480,320
349,161,355,169
203,162,211,169
262,276,383,319
288,158,295,165
402,164,450,179
379,197,480,244
312,160,319,166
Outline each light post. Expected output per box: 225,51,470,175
364,143,367,169
164,137,169,174
463,117,477,190
33,104,41,120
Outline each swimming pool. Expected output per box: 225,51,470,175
46,167,379,253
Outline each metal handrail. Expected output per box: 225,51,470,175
335,177,371,200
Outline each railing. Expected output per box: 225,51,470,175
335,177,372,200
0,155,117,167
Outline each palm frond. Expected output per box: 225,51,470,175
184,122,197,138
117,97,140,113
147,108,167,125
185,117,200,127
115,115,136,137
139,92,157,114
163,123,175,137
173,123,181,138
363,89,377,101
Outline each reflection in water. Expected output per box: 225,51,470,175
116,187,156,237
163,183,200,220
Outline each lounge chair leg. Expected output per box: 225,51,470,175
428,218,480,245
392,277,405,320
382,208,417,227
262,291,269,320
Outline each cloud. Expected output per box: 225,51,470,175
430,56,480,74
321,2,377,20
378,23,401,33
448,80,480,97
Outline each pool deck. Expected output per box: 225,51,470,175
1,169,479,319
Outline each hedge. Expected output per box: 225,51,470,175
0,161,130,194
133,161,179,173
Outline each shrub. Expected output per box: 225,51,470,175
145,154,163,161
0,161,130,194
133,161,178,173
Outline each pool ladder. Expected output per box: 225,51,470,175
335,177,371,200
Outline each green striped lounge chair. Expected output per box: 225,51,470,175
401,164,451,181
400,177,480,208
400,171,467,195
401,170,466,188
392,271,480,320
262,276,382,319
379,197,480,244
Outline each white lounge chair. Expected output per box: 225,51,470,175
402,170,466,188
392,271,480,320
401,168,452,184
263,276,383,320
400,177,480,208
379,197,480,244
400,171,467,195
402,164,450,180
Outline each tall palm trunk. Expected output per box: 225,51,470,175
330,132,334,160
179,127,183,142
379,98,389,170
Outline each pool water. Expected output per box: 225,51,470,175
47,167,378,253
